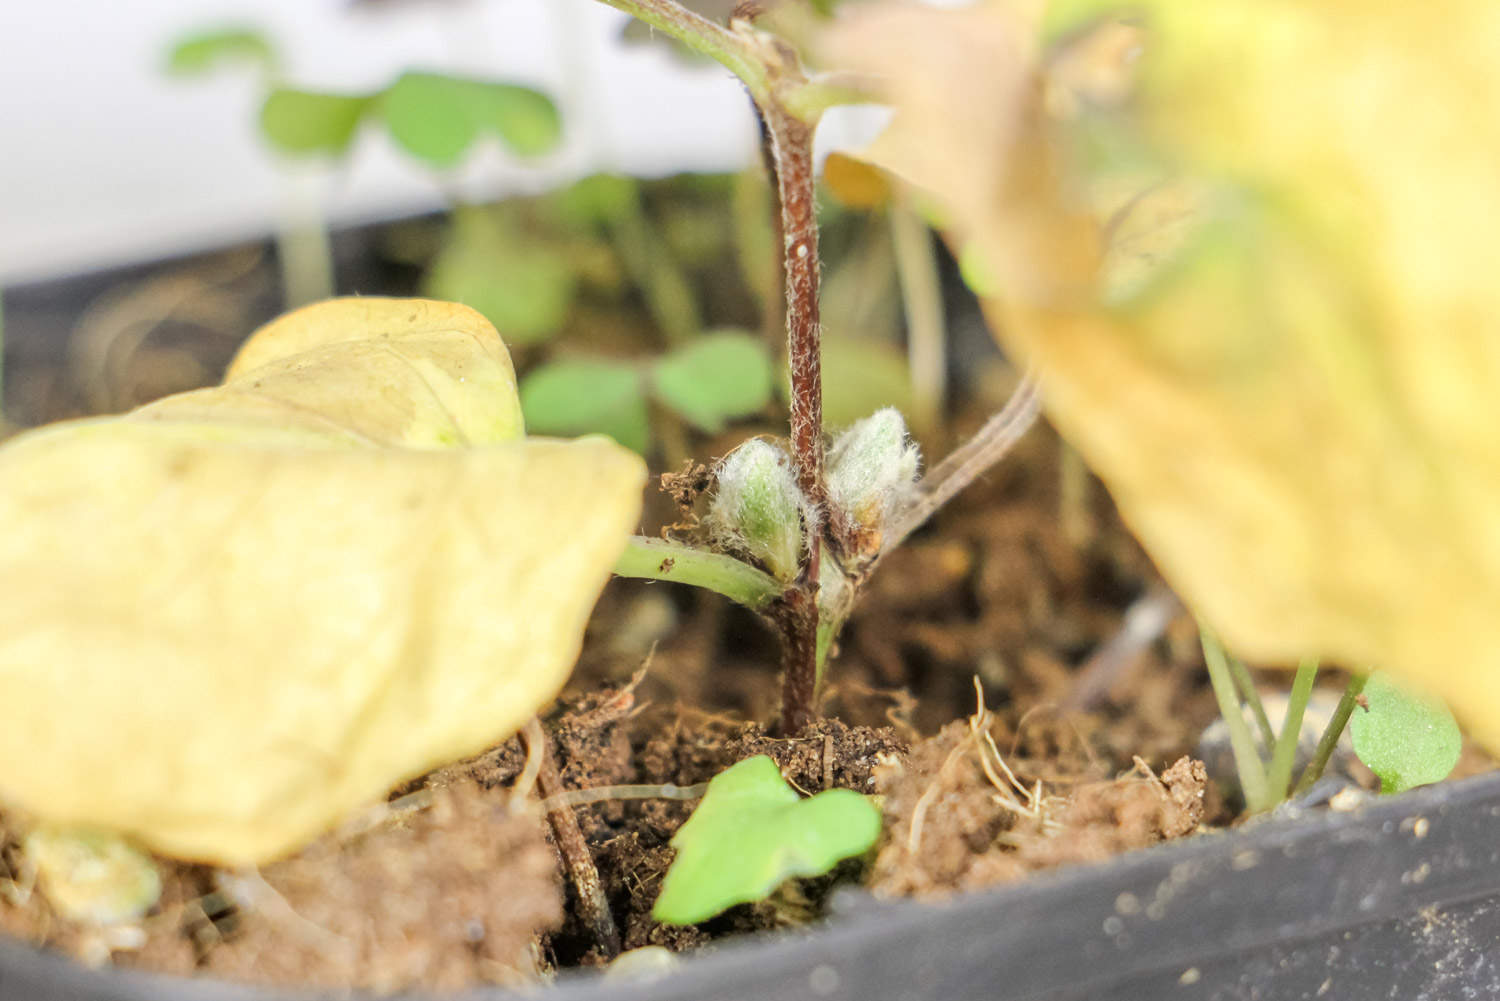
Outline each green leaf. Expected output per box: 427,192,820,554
259,89,371,156
164,27,277,77
423,212,576,344
380,72,561,167
1350,671,1462,795
653,755,883,926
520,360,650,455
651,331,772,432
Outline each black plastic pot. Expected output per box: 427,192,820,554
5,769,1500,1001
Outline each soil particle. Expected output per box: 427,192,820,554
869,715,1207,898
3,785,561,994
153,787,559,993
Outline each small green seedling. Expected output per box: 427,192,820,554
520,330,773,454
653,756,882,926
1350,671,1462,795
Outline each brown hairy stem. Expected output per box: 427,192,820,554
761,107,826,735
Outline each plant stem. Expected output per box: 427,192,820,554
1200,628,1270,812
881,373,1041,558
613,537,780,611
590,0,768,101
763,105,826,734
890,198,945,431
1224,646,1276,751
594,0,835,734
1292,672,1367,798
1265,658,1318,801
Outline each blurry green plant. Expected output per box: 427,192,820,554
1200,632,1461,813
522,331,772,454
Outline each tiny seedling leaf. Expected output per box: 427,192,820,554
1350,672,1462,795
164,27,277,77
381,71,561,167
651,331,772,433
653,756,882,926
259,88,371,156
520,359,650,455
423,212,576,344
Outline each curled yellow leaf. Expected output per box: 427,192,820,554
0,298,645,864
825,3,1500,749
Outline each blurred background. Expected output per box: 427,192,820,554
0,0,1001,467
0,0,758,284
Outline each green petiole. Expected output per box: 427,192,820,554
613,536,781,612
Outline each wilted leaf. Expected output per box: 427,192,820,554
825,2,1500,751
0,298,645,864
520,359,650,455
651,331,772,433
653,756,881,925
823,152,891,211
381,71,561,166
164,26,277,77
1350,672,1462,795
259,88,372,156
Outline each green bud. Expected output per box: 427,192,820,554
827,408,920,531
709,439,805,581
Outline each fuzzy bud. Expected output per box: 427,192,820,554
708,439,805,581
827,408,921,532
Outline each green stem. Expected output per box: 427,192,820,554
613,536,781,611
590,0,769,102
1201,628,1270,812
1265,658,1318,801
1291,672,1367,798
889,198,945,430
781,73,881,122
1225,647,1276,751
608,183,702,344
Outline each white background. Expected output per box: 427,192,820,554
0,0,768,285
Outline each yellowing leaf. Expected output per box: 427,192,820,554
824,3,1500,751
0,298,645,864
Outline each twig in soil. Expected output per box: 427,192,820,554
511,726,544,811
906,739,970,856
218,869,350,952
1063,583,1181,712
522,718,621,959
538,782,709,811
881,372,1042,558
969,678,1037,813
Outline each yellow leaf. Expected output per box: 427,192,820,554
824,3,1500,750
0,298,645,864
